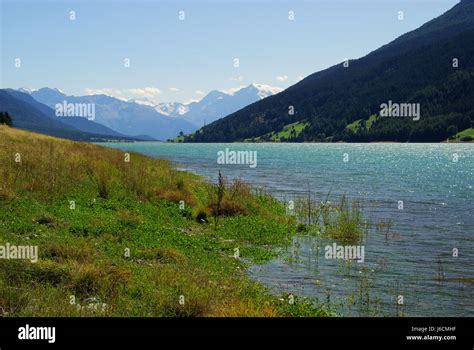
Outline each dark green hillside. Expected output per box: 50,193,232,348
187,0,474,142
0,90,140,142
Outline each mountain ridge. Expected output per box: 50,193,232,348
23,84,282,139
154,83,283,128
186,1,474,142
27,88,194,141
0,89,142,142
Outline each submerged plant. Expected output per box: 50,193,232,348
294,191,366,243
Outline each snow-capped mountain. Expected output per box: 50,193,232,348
233,83,283,99
20,83,282,139
18,87,39,94
27,88,196,140
155,83,283,127
154,102,189,117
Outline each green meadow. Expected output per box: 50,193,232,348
0,126,336,317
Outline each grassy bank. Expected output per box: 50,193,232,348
453,128,474,142
0,126,330,317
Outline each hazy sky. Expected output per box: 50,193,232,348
0,0,459,103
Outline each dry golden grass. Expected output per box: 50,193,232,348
41,241,96,263
0,126,198,203
210,300,279,317
135,247,188,265
68,263,131,300
208,198,249,216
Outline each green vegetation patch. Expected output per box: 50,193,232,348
249,122,309,142
454,128,474,142
0,126,329,317
346,114,380,134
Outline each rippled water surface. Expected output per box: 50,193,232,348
104,142,474,316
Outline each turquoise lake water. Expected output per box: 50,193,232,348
104,142,473,316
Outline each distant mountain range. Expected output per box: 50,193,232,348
9,83,282,141
187,0,474,142
154,83,283,128
0,89,141,142
126,83,282,129
26,88,194,141
8,0,473,144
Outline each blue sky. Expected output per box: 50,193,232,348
0,0,459,104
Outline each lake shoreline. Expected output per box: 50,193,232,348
103,141,473,317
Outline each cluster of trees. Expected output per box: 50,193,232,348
336,113,472,142
0,112,12,126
